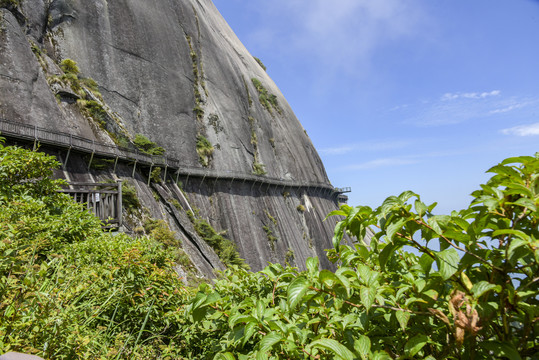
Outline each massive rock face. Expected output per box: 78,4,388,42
0,0,344,272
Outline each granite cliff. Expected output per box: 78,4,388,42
0,0,346,276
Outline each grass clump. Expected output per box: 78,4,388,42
253,56,267,71
285,248,295,265
297,204,306,213
134,134,165,155
252,162,266,175
196,135,214,167
187,211,248,269
263,225,278,251
122,182,140,212
251,78,282,114
0,140,192,358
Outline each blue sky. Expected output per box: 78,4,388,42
213,0,539,214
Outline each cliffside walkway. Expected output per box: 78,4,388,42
0,118,349,197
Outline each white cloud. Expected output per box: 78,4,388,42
490,102,527,114
501,123,539,136
253,0,425,75
441,90,500,101
320,139,414,156
345,157,419,170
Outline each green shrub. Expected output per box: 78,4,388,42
285,248,295,265
122,182,140,212
133,134,165,155
296,204,305,212
196,135,214,167
60,58,80,75
253,56,266,71
150,166,162,183
252,162,266,175
181,153,539,359
187,211,248,269
0,140,190,358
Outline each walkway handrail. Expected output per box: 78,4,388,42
0,118,342,193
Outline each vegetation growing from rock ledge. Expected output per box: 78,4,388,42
196,134,213,167
187,210,248,269
253,56,266,71
133,133,165,155
252,161,266,175
251,78,282,115
263,225,278,251
150,166,162,183
121,181,140,212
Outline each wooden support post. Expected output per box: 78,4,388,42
175,170,180,184
186,173,190,187
147,164,153,186
230,177,235,190
33,125,37,150
200,174,206,188
63,135,72,170
132,160,137,178
117,180,123,230
88,141,95,171
113,156,119,173
163,165,168,183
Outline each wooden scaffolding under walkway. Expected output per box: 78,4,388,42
59,181,123,230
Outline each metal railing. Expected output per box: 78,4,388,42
0,118,347,194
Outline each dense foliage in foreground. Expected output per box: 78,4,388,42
0,139,537,359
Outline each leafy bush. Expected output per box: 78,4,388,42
121,182,140,212
133,134,165,155
150,166,162,183
60,58,80,75
182,153,539,359
0,140,191,358
297,204,306,212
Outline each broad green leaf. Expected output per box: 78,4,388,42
309,338,355,360
386,218,407,241
396,310,410,330
259,332,282,352
415,199,427,216
481,341,522,360
399,190,418,203
379,243,396,271
419,253,434,274
492,229,531,242
287,276,309,309
460,272,473,291
306,257,319,275
360,286,376,311
404,334,428,357
319,269,342,289
214,353,235,360
436,248,459,280
354,335,371,360
471,281,501,299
